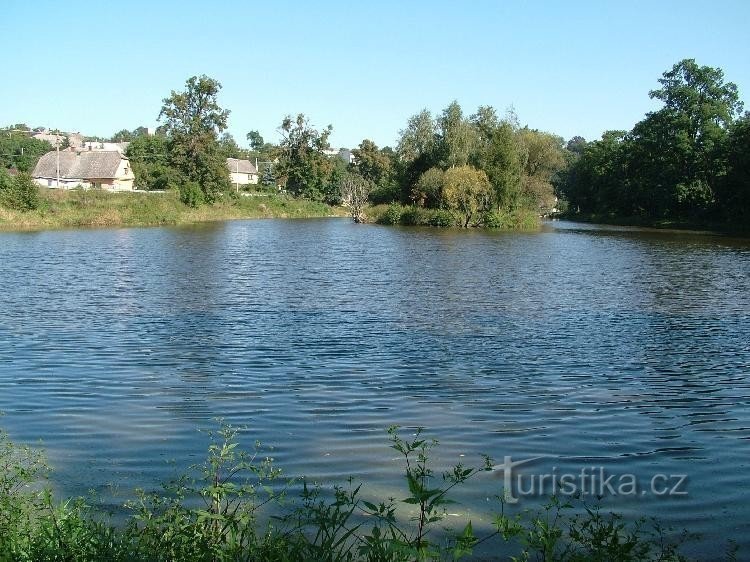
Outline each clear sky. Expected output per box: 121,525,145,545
2,0,749,149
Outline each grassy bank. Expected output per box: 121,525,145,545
1,423,725,562
0,188,346,231
365,204,541,230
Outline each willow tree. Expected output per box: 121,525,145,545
442,165,492,227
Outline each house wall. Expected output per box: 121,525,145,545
34,177,89,189
111,159,135,191
230,171,259,185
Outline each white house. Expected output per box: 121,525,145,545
323,148,355,164
227,158,258,186
32,150,135,191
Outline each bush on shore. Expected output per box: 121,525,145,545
0,171,39,212
367,203,540,230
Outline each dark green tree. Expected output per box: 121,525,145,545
630,59,743,218
566,136,587,156
352,139,392,187
158,75,232,203
246,130,264,151
717,114,750,222
412,167,444,208
275,114,334,201
562,131,629,215
111,127,148,142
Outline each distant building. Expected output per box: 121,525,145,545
32,150,135,191
226,158,259,186
32,130,84,148
323,147,355,164
82,141,130,154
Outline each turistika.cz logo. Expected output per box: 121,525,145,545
490,456,688,504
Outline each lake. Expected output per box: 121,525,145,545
1,218,749,558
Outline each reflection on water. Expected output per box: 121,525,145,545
1,219,749,556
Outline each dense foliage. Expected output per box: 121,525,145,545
0,127,52,172
560,59,748,225
386,103,564,226
125,134,177,191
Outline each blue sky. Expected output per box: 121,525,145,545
2,1,749,149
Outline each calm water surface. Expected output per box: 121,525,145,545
1,219,749,558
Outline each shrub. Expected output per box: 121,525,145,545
0,172,40,211
427,208,458,227
399,205,427,226
179,181,205,207
378,203,403,225
481,210,509,228
482,209,540,230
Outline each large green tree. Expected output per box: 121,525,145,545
246,130,264,151
275,114,335,201
562,59,745,222
630,59,743,218
158,75,232,203
470,106,524,211
351,139,392,189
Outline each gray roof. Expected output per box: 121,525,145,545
32,150,126,179
226,158,258,174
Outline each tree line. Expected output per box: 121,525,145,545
560,59,749,225
3,58,748,227
123,76,569,221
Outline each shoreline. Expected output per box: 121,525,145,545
560,212,750,237
0,188,347,233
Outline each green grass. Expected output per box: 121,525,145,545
1,423,729,562
0,188,346,231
